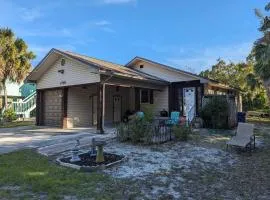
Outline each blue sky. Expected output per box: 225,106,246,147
0,0,268,73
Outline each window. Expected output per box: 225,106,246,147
139,64,144,69
140,89,153,104
141,89,149,103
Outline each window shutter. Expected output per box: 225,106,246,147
150,89,154,104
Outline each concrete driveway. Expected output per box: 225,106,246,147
0,126,115,154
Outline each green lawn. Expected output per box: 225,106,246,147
0,150,138,199
0,120,35,128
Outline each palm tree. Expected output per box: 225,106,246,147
0,28,35,109
251,3,270,102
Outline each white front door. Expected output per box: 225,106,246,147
183,87,196,118
113,95,121,123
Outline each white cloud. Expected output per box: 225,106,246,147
101,0,136,5
101,27,116,33
20,7,42,22
94,20,111,26
89,20,115,33
166,42,253,73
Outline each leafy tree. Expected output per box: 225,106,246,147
250,3,270,104
199,59,267,111
0,28,35,109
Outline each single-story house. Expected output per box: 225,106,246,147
26,48,242,132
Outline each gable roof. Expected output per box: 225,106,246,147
26,49,168,84
62,50,167,82
27,49,240,91
125,56,242,91
125,56,210,83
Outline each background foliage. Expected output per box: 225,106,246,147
200,59,267,111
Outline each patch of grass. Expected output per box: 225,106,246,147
0,120,35,128
247,116,270,125
0,150,138,199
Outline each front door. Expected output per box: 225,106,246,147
183,87,196,118
90,96,97,125
113,95,122,123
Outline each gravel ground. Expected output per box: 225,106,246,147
1,123,269,199
99,123,270,199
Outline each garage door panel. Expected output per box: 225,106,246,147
43,90,63,127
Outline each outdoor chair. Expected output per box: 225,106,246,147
136,111,144,119
166,111,180,126
226,122,255,153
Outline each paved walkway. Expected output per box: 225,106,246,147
0,126,116,155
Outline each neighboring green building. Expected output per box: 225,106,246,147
19,83,36,98
0,81,36,112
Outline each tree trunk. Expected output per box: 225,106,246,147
263,79,270,106
2,79,7,110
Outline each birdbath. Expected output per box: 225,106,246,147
94,140,106,163
70,139,81,162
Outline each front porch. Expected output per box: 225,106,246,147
36,76,168,133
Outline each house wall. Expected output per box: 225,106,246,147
131,61,197,82
140,86,169,115
0,80,23,96
67,85,97,127
37,57,100,89
104,85,131,123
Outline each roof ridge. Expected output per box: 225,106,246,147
64,50,125,67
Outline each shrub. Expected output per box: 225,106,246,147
200,96,229,129
129,118,150,143
116,118,153,144
141,104,155,122
3,109,17,122
116,123,129,142
173,125,192,141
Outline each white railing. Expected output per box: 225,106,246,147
13,91,37,118
1,91,37,118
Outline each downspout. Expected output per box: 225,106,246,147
100,71,114,131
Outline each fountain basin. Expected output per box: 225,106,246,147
57,152,126,172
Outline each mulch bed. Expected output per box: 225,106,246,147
60,152,124,167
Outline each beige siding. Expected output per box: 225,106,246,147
67,85,97,127
43,90,62,127
153,86,169,114
140,86,169,115
132,61,197,82
37,57,100,89
104,85,130,123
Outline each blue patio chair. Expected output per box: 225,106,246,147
166,111,180,125
136,111,144,119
